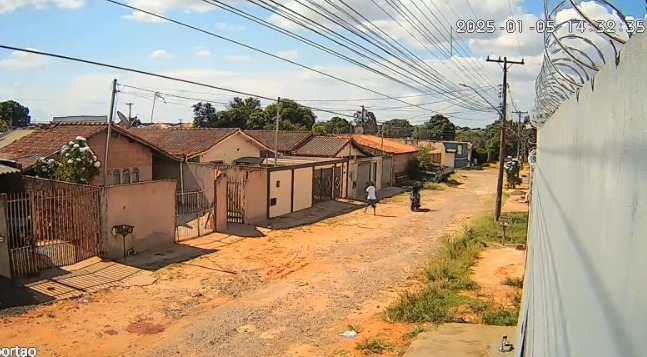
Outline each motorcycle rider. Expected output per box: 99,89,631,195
411,181,422,209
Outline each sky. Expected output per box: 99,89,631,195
0,0,644,128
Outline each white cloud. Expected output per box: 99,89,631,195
0,0,83,14
223,55,251,64
150,49,171,60
276,50,299,61
215,22,246,32
122,0,218,22
0,49,49,71
195,49,212,58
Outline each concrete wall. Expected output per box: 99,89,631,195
243,168,268,225
268,170,292,218
519,34,647,357
293,167,313,211
89,131,153,186
201,132,262,165
102,180,175,259
393,152,416,176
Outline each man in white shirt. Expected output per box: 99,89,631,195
364,181,377,215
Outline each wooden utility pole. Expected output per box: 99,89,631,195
486,56,524,222
512,110,528,161
103,79,118,184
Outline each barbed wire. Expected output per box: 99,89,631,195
530,0,634,126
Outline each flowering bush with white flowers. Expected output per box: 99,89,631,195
33,136,101,184
503,156,522,189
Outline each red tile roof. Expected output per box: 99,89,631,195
0,123,108,168
0,122,179,169
349,135,418,154
129,127,244,158
244,130,312,152
293,136,351,157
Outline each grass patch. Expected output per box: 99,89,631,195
385,211,529,326
446,174,465,187
502,276,524,288
481,308,519,326
408,325,426,338
424,182,447,191
356,338,392,354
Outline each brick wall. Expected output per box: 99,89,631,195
88,131,153,186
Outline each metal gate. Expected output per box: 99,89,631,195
313,168,334,202
175,188,214,241
354,162,371,199
5,182,101,278
227,176,245,224
333,166,343,199
382,156,393,186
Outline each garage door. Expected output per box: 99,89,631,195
354,162,370,199
382,157,393,186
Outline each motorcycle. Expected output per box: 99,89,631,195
410,191,421,211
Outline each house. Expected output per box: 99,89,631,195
52,115,107,123
423,141,473,168
292,135,388,198
216,156,348,226
0,161,21,194
348,135,418,182
0,122,178,186
244,130,313,157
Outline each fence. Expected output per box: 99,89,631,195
175,189,214,241
5,180,101,277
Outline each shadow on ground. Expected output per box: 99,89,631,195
0,276,55,312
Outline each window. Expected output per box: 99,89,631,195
457,145,463,155
131,168,140,183
270,198,277,206
276,180,281,188
122,169,131,184
112,169,121,185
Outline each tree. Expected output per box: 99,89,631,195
413,125,430,140
312,124,328,136
323,116,351,134
247,99,316,130
353,109,378,134
382,119,414,138
217,97,262,128
192,102,219,128
425,114,456,141
0,100,31,128
33,136,101,184
0,119,8,132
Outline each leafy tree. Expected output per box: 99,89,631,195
33,136,101,184
0,100,31,128
247,99,316,130
353,109,378,135
322,116,351,134
217,97,262,128
413,125,430,140
382,119,414,138
312,123,328,136
192,102,219,128
425,114,456,141
0,119,8,132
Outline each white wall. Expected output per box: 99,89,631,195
520,33,647,357
268,170,292,218
201,132,262,164
293,168,313,211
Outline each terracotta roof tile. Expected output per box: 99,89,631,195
244,130,312,152
349,135,418,154
0,122,108,168
129,127,239,158
293,136,350,157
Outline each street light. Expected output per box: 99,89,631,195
459,83,503,116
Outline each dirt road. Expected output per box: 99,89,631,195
1,169,497,357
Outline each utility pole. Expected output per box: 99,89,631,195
486,56,524,222
273,97,281,166
512,110,528,161
348,119,353,158
126,102,134,120
103,79,118,185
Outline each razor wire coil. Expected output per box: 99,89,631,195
530,0,635,126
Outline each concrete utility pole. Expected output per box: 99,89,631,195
103,79,118,184
274,97,281,167
512,110,528,161
126,102,134,120
486,56,524,222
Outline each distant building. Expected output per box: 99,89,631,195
52,115,107,123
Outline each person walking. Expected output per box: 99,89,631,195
364,181,377,215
